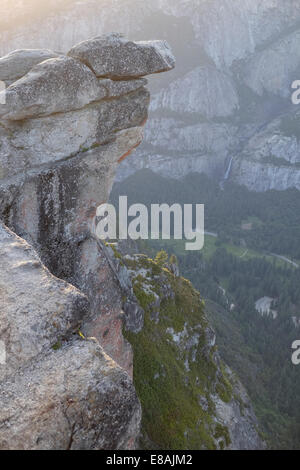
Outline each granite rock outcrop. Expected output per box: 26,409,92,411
0,33,174,450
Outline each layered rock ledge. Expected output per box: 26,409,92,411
0,34,175,450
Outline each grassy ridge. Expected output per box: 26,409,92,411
122,254,234,450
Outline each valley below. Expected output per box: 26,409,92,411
111,170,300,449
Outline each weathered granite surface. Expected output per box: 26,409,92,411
0,49,60,85
0,223,141,450
68,33,175,79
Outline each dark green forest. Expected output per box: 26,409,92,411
112,169,300,261
111,169,300,449
162,247,300,449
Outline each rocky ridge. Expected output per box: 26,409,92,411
106,249,264,450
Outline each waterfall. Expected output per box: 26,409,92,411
224,156,234,181
220,156,234,189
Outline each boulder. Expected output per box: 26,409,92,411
0,56,106,120
0,339,141,450
0,49,59,85
0,222,89,381
68,33,175,79
0,89,149,179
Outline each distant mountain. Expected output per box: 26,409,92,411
2,0,299,191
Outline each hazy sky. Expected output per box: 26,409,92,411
0,0,77,30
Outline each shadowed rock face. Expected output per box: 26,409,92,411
0,34,174,450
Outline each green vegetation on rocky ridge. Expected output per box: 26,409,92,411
121,253,251,450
